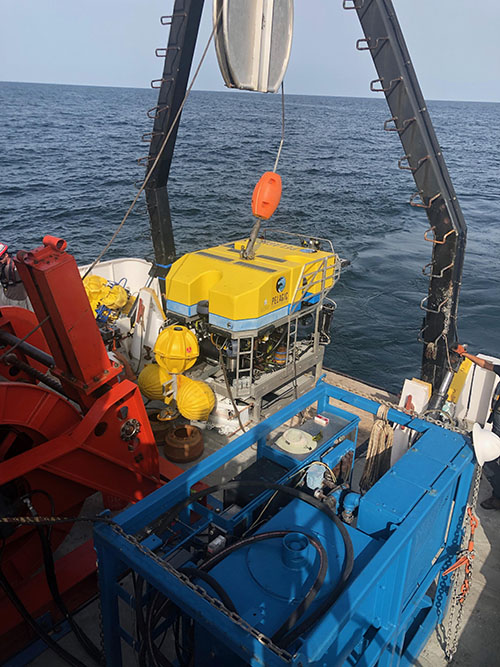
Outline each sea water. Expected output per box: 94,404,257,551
0,82,499,392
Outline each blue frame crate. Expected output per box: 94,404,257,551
94,379,475,666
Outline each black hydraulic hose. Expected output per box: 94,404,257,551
145,590,174,667
200,530,327,643
272,534,327,643
158,480,354,644
21,493,105,666
139,567,236,666
280,573,347,649
0,567,87,667
35,519,105,665
0,329,55,367
4,352,65,394
133,574,149,667
178,567,237,613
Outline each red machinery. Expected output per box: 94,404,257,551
0,236,178,655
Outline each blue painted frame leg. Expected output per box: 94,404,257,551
95,541,123,667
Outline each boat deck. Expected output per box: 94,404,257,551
7,371,500,666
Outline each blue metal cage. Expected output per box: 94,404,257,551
94,380,475,666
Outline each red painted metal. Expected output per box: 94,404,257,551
0,306,52,383
0,238,184,655
15,238,121,407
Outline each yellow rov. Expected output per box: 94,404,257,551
164,236,339,333
161,231,341,420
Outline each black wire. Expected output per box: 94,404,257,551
139,566,237,665
173,613,193,667
21,488,55,539
145,590,174,667
179,614,195,667
173,614,186,667
0,508,111,667
133,574,149,666
158,480,354,647
199,530,327,642
41,533,98,657
0,567,87,667
34,514,105,665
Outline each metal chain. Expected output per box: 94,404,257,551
0,515,291,660
96,574,105,657
0,378,475,664
442,464,482,661
443,569,464,661
109,523,293,663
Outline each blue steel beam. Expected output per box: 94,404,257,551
94,381,474,666
114,382,362,535
94,527,293,667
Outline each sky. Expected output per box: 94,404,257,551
0,1,499,103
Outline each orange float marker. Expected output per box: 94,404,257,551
251,171,282,220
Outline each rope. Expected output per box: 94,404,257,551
359,404,394,493
273,82,285,173
82,7,223,280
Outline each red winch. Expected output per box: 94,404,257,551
0,236,178,656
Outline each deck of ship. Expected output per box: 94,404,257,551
8,370,500,666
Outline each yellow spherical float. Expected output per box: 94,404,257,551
176,375,215,421
137,363,171,401
154,325,199,375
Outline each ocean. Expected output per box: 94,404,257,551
0,81,499,392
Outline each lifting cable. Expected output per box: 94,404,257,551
83,7,224,280
273,82,286,173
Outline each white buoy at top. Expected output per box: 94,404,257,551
213,0,293,93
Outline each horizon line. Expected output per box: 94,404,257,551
1,79,498,105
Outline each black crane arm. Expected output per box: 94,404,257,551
347,0,467,389
144,0,205,268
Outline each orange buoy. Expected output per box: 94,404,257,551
251,171,282,220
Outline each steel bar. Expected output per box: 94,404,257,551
4,353,63,393
0,330,55,368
